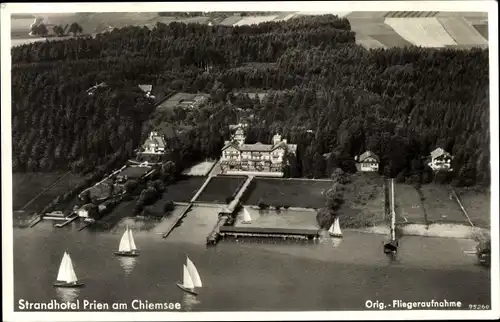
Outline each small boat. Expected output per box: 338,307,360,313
241,207,252,224
53,252,85,288
114,226,139,257
384,240,399,254
328,217,343,238
176,256,203,296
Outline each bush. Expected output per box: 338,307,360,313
258,202,269,210
163,201,175,213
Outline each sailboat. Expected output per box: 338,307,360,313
176,256,203,296
114,226,139,257
328,217,343,238
53,252,85,288
241,207,252,224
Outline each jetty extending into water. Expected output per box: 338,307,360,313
161,204,193,239
219,226,319,240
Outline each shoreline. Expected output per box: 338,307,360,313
348,223,490,241
15,211,490,242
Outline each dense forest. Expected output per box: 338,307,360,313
11,15,490,186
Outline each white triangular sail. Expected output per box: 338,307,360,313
119,228,132,252
182,264,194,289
333,217,342,236
186,257,202,288
128,228,137,251
56,252,69,281
65,254,78,283
242,208,252,223
328,223,335,234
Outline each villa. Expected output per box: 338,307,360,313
140,132,167,155
219,125,297,177
428,147,453,171
355,151,380,172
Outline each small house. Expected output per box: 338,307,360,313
356,151,379,172
76,203,98,218
141,131,167,155
428,147,453,171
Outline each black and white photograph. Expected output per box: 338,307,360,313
1,1,498,321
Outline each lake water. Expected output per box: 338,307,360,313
12,208,490,312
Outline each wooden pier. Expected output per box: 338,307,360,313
29,214,43,228
206,215,230,245
54,214,79,228
219,226,319,241
162,204,193,238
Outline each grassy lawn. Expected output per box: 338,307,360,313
419,184,468,225
163,176,206,203
94,199,136,230
394,183,426,224
195,176,247,203
241,178,333,208
234,207,318,230
337,173,386,228
455,187,490,229
12,172,88,213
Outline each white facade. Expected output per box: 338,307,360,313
141,131,167,155
360,157,379,172
428,148,453,171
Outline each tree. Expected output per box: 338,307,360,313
52,25,66,37
68,22,83,36
163,201,175,213
30,23,49,37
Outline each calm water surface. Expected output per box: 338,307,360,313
13,208,490,311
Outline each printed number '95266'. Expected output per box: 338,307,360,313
469,304,490,310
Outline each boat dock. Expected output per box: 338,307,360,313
28,214,43,228
219,226,319,240
162,204,193,239
54,214,79,228
206,215,230,245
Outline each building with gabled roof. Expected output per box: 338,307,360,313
140,131,167,155
428,147,453,171
355,151,380,172
220,125,297,177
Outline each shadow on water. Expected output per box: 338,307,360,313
182,293,200,311
117,257,139,275
55,287,80,303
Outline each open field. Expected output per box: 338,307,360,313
420,184,468,225
394,183,426,224
355,35,387,49
437,17,488,45
235,207,318,230
241,178,333,209
473,24,488,40
233,15,279,26
337,173,386,228
454,188,490,229
94,199,136,230
220,15,243,26
163,176,206,202
348,18,413,48
195,176,247,203
384,17,457,47
12,172,87,212
182,160,216,176
117,165,153,179
383,12,439,18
